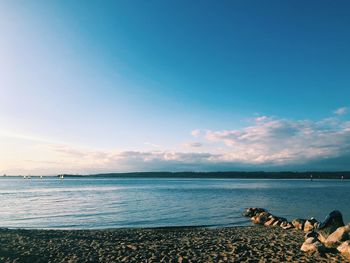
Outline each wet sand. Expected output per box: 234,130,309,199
0,226,346,262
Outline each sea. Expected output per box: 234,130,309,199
0,177,349,229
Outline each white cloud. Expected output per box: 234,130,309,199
183,142,203,148
144,142,161,148
32,115,350,172
206,116,350,166
191,129,201,137
334,107,348,115
2,114,350,175
254,116,269,122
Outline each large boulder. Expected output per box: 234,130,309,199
292,218,306,230
242,208,266,218
300,237,326,254
337,240,350,260
317,210,345,242
324,224,350,248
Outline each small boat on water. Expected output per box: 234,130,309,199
40,175,43,179
60,174,64,180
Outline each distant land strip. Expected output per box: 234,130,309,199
59,172,350,179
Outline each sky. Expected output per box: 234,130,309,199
0,0,350,175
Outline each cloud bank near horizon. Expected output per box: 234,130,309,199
1,111,350,175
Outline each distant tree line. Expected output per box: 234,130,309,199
61,171,350,179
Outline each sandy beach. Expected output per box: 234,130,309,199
0,226,346,263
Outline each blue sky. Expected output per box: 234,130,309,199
1,0,350,174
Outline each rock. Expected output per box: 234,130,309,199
264,216,278,226
280,221,294,230
314,222,320,229
337,240,350,260
126,244,137,250
251,211,271,225
317,210,345,242
272,222,282,226
300,237,326,253
277,217,287,223
304,218,319,232
304,231,319,240
292,218,306,230
324,224,350,248
272,220,280,226
242,208,266,217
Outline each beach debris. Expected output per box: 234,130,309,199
324,223,350,248
317,210,345,242
300,237,326,254
337,240,350,260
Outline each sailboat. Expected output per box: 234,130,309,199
60,174,64,180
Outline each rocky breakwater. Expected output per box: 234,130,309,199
242,208,350,260
242,207,294,230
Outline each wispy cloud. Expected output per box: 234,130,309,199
0,129,55,143
191,129,201,137
254,116,269,122
183,142,203,148
334,107,348,115
144,142,161,148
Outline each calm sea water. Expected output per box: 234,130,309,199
0,177,349,229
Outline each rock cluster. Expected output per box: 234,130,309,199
242,208,350,260
299,210,350,259
242,207,293,230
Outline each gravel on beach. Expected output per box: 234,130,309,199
0,226,347,262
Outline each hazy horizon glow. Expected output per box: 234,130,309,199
1,1,350,175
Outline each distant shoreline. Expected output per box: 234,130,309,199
3,171,349,179
59,171,349,179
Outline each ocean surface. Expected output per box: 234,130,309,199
0,177,349,229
